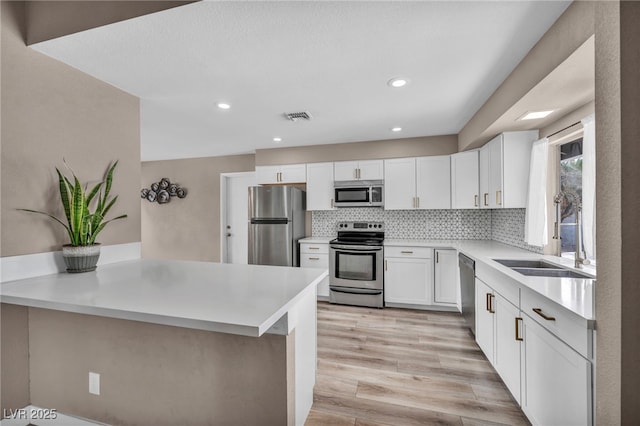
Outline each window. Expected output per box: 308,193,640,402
558,139,583,255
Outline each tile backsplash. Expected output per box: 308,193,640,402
491,209,543,254
312,209,491,240
311,207,543,253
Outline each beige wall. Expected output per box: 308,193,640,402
1,1,141,257
0,305,30,413
255,135,458,166
25,1,197,45
27,308,292,425
142,154,255,262
458,1,595,151
595,1,640,423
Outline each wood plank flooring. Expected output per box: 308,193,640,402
306,302,529,426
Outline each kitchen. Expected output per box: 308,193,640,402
1,1,639,425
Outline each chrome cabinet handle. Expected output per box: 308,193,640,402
486,293,491,312
484,193,489,206
308,247,320,250
496,190,502,206
401,250,413,254
436,251,439,263
486,293,495,313
532,308,556,321
309,257,320,260
474,195,478,207
515,317,523,341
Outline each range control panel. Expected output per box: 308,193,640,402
337,222,384,231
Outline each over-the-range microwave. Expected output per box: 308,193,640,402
333,180,384,208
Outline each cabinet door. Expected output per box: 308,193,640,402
255,165,280,184
280,164,307,183
384,257,432,305
334,161,358,181
300,250,330,298
475,278,494,362
434,249,458,305
416,156,451,209
502,131,537,208
451,151,479,209
479,145,491,209
494,293,522,404
384,158,416,210
521,315,591,426
488,136,503,208
306,162,335,210
358,160,384,180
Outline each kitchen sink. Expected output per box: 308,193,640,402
493,259,559,269
510,267,594,279
493,259,595,279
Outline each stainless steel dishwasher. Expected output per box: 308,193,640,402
458,253,476,336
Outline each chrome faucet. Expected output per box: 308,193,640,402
554,191,589,269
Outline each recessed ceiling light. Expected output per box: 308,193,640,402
387,78,408,88
217,103,231,110
391,127,402,132
518,110,554,120
273,137,282,143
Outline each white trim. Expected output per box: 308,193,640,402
1,242,141,283
220,171,256,263
0,405,109,426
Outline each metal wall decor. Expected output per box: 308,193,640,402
141,178,187,204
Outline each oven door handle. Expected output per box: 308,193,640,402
330,244,383,252
330,286,383,295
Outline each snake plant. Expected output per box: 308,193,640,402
20,161,127,246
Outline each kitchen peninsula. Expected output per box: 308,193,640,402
1,259,327,426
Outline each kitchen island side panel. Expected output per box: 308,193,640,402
27,307,293,426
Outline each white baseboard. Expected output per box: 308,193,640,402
0,405,109,425
1,242,141,283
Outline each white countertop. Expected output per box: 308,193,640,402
299,236,334,244
0,259,327,337
383,239,595,321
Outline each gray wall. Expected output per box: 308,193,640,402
1,1,141,257
141,154,255,262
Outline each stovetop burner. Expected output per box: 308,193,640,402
331,221,385,246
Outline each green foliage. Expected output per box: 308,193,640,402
19,161,127,246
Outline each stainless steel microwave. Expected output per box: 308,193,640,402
333,180,384,208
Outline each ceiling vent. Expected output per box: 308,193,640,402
285,111,312,122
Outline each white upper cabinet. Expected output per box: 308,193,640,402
451,150,480,209
383,158,416,210
384,156,451,210
256,164,307,184
416,155,451,209
306,162,335,211
479,145,491,208
480,131,538,209
334,160,383,181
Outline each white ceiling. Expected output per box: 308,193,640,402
32,1,571,161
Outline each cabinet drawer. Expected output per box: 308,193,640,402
521,287,592,359
385,246,433,259
300,243,329,254
300,253,328,268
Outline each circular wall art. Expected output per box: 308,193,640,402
141,178,187,205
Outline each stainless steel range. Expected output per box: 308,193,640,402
329,222,384,308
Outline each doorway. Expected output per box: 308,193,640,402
220,172,256,264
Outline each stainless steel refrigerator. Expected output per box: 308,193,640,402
248,186,306,267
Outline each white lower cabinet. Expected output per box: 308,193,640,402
300,242,329,299
384,248,433,306
433,249,458,306
521,312,591,426
474,273,593,425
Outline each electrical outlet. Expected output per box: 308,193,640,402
89,372,100,395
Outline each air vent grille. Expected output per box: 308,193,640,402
285,111,312,121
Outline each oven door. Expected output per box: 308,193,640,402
329,244,383,290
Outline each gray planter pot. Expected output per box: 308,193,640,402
62,244,101,273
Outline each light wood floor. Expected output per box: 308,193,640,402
306,302,529,426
